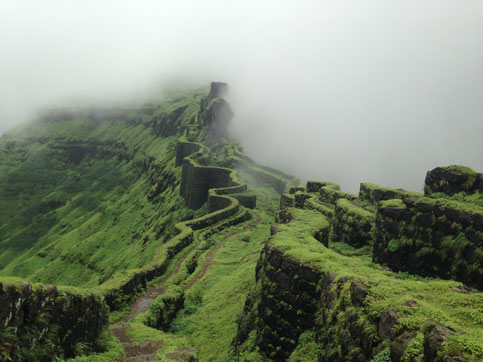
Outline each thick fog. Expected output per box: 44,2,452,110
1,1,482,192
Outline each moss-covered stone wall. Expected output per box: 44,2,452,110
319,183,357,205
294,191,312,209
175,141,201,167
359,182,422,204
238,241,467,361
178,141,255,211
425,165,482,196
144,287,184,331
180,156,212,209
234,207,482,361
331,198,375,248
280,193,294,209
103,140,255,311
253,243,322,360
102,223,194,311
303,196,334,218
373,197,483,289
0,279,108,360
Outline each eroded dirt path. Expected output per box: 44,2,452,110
184,210,261,291
110,210,262,360
110,233,203,360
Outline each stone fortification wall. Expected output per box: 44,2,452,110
319,183,357,205
0,279,108,360
331,198,375,248
373,197,483,289
359,182,422,204
234,207,481,361
425,165,482,196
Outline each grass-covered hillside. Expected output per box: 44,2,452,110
0,82,301,361
0,83,481,361
0,88,208,287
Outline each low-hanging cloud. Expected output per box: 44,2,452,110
1,0,482,193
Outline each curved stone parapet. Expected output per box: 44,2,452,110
178,140,256,211
99,141,257,311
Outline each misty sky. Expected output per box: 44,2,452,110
1,1,482,193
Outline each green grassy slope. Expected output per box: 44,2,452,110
119,171,283,361
3,84,480,361
0,88,208,287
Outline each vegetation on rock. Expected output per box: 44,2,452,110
0,83,481,361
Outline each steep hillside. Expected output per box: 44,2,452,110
0,83,298,360
0,92,204,287
0,83,481,361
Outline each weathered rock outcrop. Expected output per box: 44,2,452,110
207,81,229,100
175,141,201,167
204,98,233,142
425,165,482,196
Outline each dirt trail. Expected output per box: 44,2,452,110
184,210,261,291
110,232,203,360
110,210,261,360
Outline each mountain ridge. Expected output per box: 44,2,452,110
0,83,482,361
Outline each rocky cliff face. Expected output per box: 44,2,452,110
0,279,107,360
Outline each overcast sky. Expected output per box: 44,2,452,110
1,1,482,192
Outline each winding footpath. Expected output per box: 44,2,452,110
184,210,262,291
110,210,262,361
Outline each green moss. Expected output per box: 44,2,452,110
387,239,402,252
336,198,375,219
371,347,391,362
379,199,406,209
402,331,424,361
268,208,483,360
414,196,483,214
445,165,478,175
330,241,372,259
0,89,206,288
288,331,319,361
430,191,483,208
303,196,334,217
67,330,125,362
